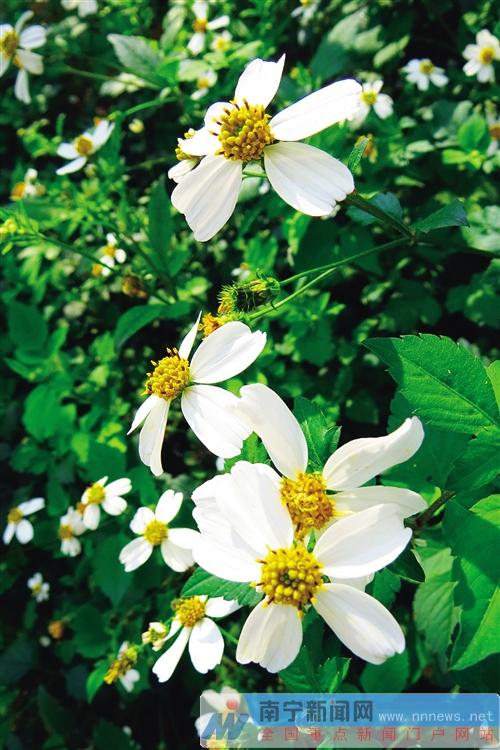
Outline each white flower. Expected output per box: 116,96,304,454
61,0,98,18
11,167,38,200
210,30,232,52
171,55,361,241
0,11,46,104
58,506,87,556
191,68,217,101
349,80,393,128
232,384,426,538
231,262,251,281
99,232,126,275
462,29,500,83
116,642,140,692
193,462,411,672
152,596,240,682
402,58,448,91
27,572,50,603
3,497,45,544
291,0,320,26
196,687,243,736
188,1,230,56
168,129,200,183
56,120,115,175
99,72,146,97
142,622,168,651
487,113,500,155
80,476,131,530
128,315,266,476
119,490,199,572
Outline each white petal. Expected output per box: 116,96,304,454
115,248,126,263
0,53,11,77
28,573,42,588
193,1,208,20
234,55,285,108
270,79,361,141
62,538,82,557
102,496,127,516
83,504,100,530
334,486,427,518
236,602,302,672
105,478,131,496
130,507,155,534
192,475,221,508
373,94,393,119
205,597,241,618
57,143,79,160
193,507,260,582
207,15,230,30
190,321,266,384
178,313,202,360
153,627,190,682
181,385,250,458
56,157,87,175
189,618,224,673
187,32,206,55
16,49,43,75
161,538,195,572
314,584,405,664
19,25,47,50
156,489,183,523
203,100,234,128
18,497,45,515
323,417,424,491
92,120,114,149
314,504,412,578
138,397,169,476
16,519,34,544
477,64,494,83
119,537,153,572
430,71,448,87
128,394,158,434
264,142,354,216
236,383,307,477
15,11,34,35
167,527,199,549
0,24,14,36
178,127,219,157
14,68,30,104
3,524,15,545
171,154,242,242
120,669,140,692
168,159,198,183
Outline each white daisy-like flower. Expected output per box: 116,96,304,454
487,113,500,155
349,80,393,128
402,58,448,91
119,490,199,572
463,29,500,83
193,462,411,672
80,476,131,530
98,233,126,275
61,0,98,18
27,572,50,603
58,506,87,556
142,622,168,652
232,384,426,538
170,55,361,241
3,497,45,545
56,120,115,175
210,29,232,52
128,314,266,476
191,68,217,101
108,642,140,692
291,0,320,26
168,129,200,184
188,1,230,56
99,72,146,97
152,596,240,682
11,167,38,200
231,262,251,281
0,11,47,104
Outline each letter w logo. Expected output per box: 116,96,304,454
201,712,249,741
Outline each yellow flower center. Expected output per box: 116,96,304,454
122,274,147,299
214,36,229,50
256,545,324,609
175,130,196,161
174,597,206,628
200,313,225,339
86,483,106,505
490,125,500,140
0,30,18,58
192,18,208,33
361,91,377,106
479,47,494,64
144,624,167,644
32,583,43,596
280,471,334,539
48,620,65,639
75,135,93,156
58,524,75,540
216,102,273,163
76,501,86,515
7,508,23,524
11,182,26,200
198,77,210,89
12,54,22,69
104,647,137,684
103,243,116,257
420,60,435,74
145,349,190,401
144,519,168,546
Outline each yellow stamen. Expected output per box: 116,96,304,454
199,313,224,339
173,597,206,628
257,545,324,609
145,349,190,401
92,263,103,276
420,60,435,74
11,182,26,200
75,135,93,156
361,91,377,106
32,583,43,596
0,30,18,58
76,502,86,515
104,646,137,684
102,244,116,257
144,519,168,546
48,620,65,639
216,101,273,163
192,18,208,33
280,471,334,539
479,47,494,65
7,508,23,524
122,274,147,298
58,524,74,540
86,483,106,505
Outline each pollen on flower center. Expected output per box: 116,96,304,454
256,545,324,609
145,349,190,401
58,524,75,540
361,91,377,106
192,18,208,33
7,508,23,524
86,483,106,505
1,30,18,58
216,101,273,163
104,646,137,684
144,519,168,546
200,313,225,339
32,583,43,596
75,136,93,156
174,597,206,628
479,47,494,64
103,244,117,257
420,60,435,74
280,471,334,539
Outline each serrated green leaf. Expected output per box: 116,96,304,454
180,568,262,607
365,335,500,433
92,535,132,606
370,568,401,608
317,657,350,692
347,138,368,172
447,428,500,491
114,305,166,351
347,192,403,226
387,547,425,583
414,579,456,654
461,206,500,251
224,433,269,472
7,301,48,351
293,396,330,470
107,34,163,86
411,200,468,234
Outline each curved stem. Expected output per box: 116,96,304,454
414,491,456,532
217,626,240,647
345,193,414,240
111,98,168,121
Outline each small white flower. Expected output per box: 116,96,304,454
11,167,39,199
99,72,146,97
463,29,500,83
402,58,448,91
171,55,361,241
80,476,131,530
58,506,87,556
487,113,500,155
61,0,98,18
210,29,232,52
168,129,200,183
188,1,230,56
128,118,144,134
152,596,240,682
349,80,393,128
142,622,169,651
27,572,50,603
98,233,127,275
56,120,115,175
231,262,251,281
119,490,199,572
0,11,47,104
3,497,45,545
116,642,140,692
191,68,217,101
291,0,320,26
128,314,266,476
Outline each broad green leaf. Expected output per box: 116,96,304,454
224,433,269,472
461,205,500,251
85,441,126,482
0,641,33,684
181,568,262,607
310,11,365,81
414,578,456,654
86,661,109,703
457,115,490,153
373,34,410,67
114,305,166,351
447,428,500,491
411,200,468,234
293,396,330,470
488,360,500,410
347,192,403,226
370,568,401,608
147,176,172,273
45,475,69,518
92,535,132,606
37,686,71,736
317,657,350,692
7,301,48,351
365,334,500,433
387,547,425,583
22,384,63,441
107,34,163,85
73,605,108,659
347,138,369,172
360,650,409,692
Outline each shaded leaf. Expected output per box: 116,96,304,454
411,200,468,234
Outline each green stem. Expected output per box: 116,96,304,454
248,266,339,321
111,98,168,121
414,491,456,531
345,193,414,240
61,65,120,83
217,626,240,647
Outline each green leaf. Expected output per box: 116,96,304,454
317,657,350,692
442,148,473,165
114,305,166,351
65,665,89,701
148,175,172,272
224,433,269,472
107,34,163,85
387,547,425,583
347,138,369,172
447,428,500,490
461,205,500,251
373,34,410,67
370,568,401,608
73,605,108,659
94,720,136,750
181,568,262,608
45,474,69,518
488,360,500,410
310,10,365,81
365,334,500,433
86,441,126,482
443,496,500,669
37,686,71,736
279,646,320,692
347,192,403,226
411,200,468,234
414,578,456,654
293,396,330,470
457,115,489,153
7,301,48,351
360,650,410,692
92,535,132,606
86,661,109,703
0,641,33,684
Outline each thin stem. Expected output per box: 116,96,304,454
61,65,120,83
345,193,414,240
248,266,339,321
111,98,167,121
217,626,240,647
126,156,172,172
414,491,456,531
